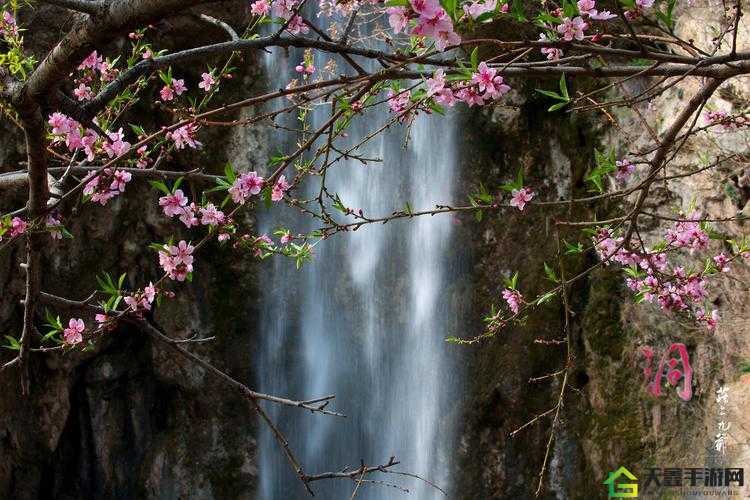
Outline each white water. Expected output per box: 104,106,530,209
256,21,463,498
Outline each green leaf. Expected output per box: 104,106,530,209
563,239,584,254
562,0,578,18
3,335,20,350
384,0,409,5
172,177,184,193
544,262,559,283
510,0,526,21
470,47,479,71
224,162,236,183
536,89,565,101
536,291,557,305
548,101,569,112
559,74,569,100
148,180,171,195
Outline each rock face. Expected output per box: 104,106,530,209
0,5,264,499
1,2,748,499
453,2,750,498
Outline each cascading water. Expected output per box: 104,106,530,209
255,13,464,498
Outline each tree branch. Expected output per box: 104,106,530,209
38,0,105,16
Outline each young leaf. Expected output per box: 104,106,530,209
148,180,171,195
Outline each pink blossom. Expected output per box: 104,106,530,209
636,0,654,8
295,62,315,75
172,79,187,95
0,11,18,36
471,62,511,99
99,61,116,81
411,4,461,51
46,214,64,240
280,233,293,245
144,282,157,303
426,68,446,96
74,83,93,101
63,318,85,345
159,189,189,217
539,33,563,60
159,240,195,281
83,170,121,206
218,233,230,242
387,7,409,34
48,112,76,135
665,215,709,253
160,85,175,101
254,234,274,256
426,69,456,107
78,51,103,70
510,187,534,211
713,253,730,272
286,15,309,35
95,313,110,327
168,123,202,150
81,130,98,161
557,16,588,41
251,0,271,15
271,175,291,202
9,217,26,238
103,128,131,158
502,288,523,314
142,49,153,59
463,0,496,19
109,170,132,192
136,145,150,168
696,308,719,330
456,87,485,107
198,72,216,91
589,10,617,20
199,203,226,225
410,0,440,16
387,89,412,118
179,203,200,228
229,171,265,204
615,158,635,181
577,0,596,15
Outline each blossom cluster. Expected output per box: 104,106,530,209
0,216,26,241
387,0,461,51
166,123,202,150
158,240,195,281
160,78,187,101
705,110,749,130
250,0,309,34
0,10,18,37
535,0,651,61
74,51,118,102
592,214,745,330
124,282,157,314
48,113,132,162
396,61,511,120
159,189,228,228
83,168,133,205
502,288,522,314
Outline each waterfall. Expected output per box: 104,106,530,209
255,16,464,498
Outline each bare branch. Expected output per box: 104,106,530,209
37,0,104,16
195,13,239,41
